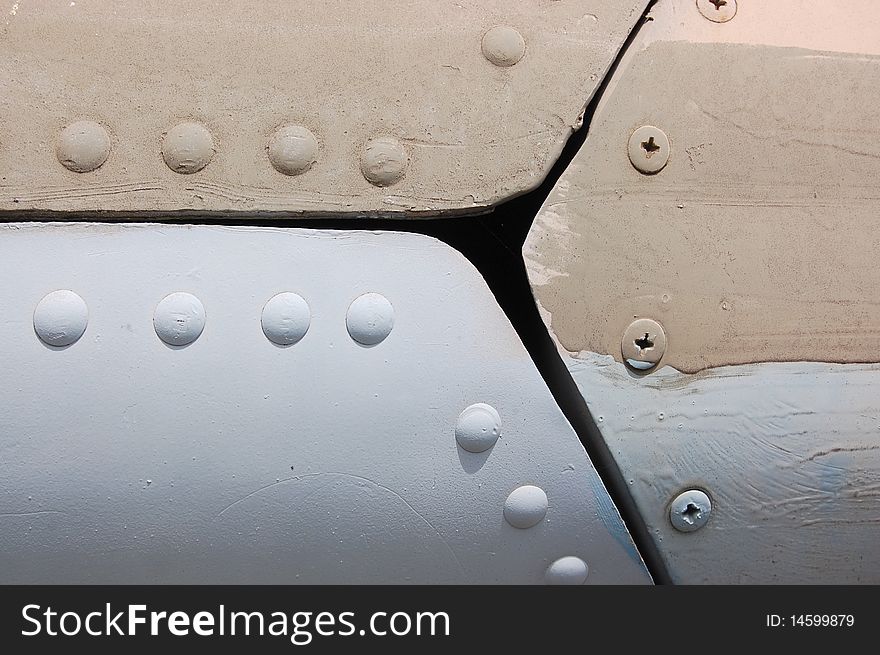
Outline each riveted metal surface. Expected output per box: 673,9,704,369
567,353,880,583
0,0,650,217
525,0,880,584
0,223,650,584
524,0,880,372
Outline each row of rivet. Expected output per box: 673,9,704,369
32,290,394,348
52,25,526,186
57,121,410,187
454,402,589,584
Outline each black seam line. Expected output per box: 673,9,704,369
3,3,671,583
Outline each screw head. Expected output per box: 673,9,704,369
621,318,666,372
627,126,669,174
670,489,712,532
696,0,737,23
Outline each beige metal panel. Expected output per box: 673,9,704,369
524,0,880,372
0,0,648,217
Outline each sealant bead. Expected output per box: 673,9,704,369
154,292,206,346
545,556,589,585
455,403,501,453
503,485,548,529
162,122,215,174
261,292,311,345
56,121,111,173
33,290,89,347
346,292,394,346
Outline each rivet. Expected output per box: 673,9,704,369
696,0,737,23
346,292,394,346
360,136,408,186
545,556,589,585
670,489,712,532
621,318,667,372
481,25,525,67
455,403,502,453
33,290,89,347
267,125,318,176
503,485,548,529
162,122,215,174
56,121,110,173
261,292,311,345
627,125,670,175
153,292,206,346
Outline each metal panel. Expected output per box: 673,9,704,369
568,354,880,584
524,0,880,372
0,0,649,217
524,0,880,583
0,223,650,584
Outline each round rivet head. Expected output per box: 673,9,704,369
670,489,712,532
628,125,670,175
360,136,408,186
56,121,110,173
545,556,589,585
503,485,548,529
33,290,88,347
346,293,394,346
455,403,501,453
154,292,206,346
261,292,311,345
697,0,737,23
621,318,667,372
162,122,214,174
481,25,525,67
267,125,319,176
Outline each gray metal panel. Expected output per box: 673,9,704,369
0,223,650,584
569,353,880,584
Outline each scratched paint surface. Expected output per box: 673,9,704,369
0,224,650,584
569,352,880,583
